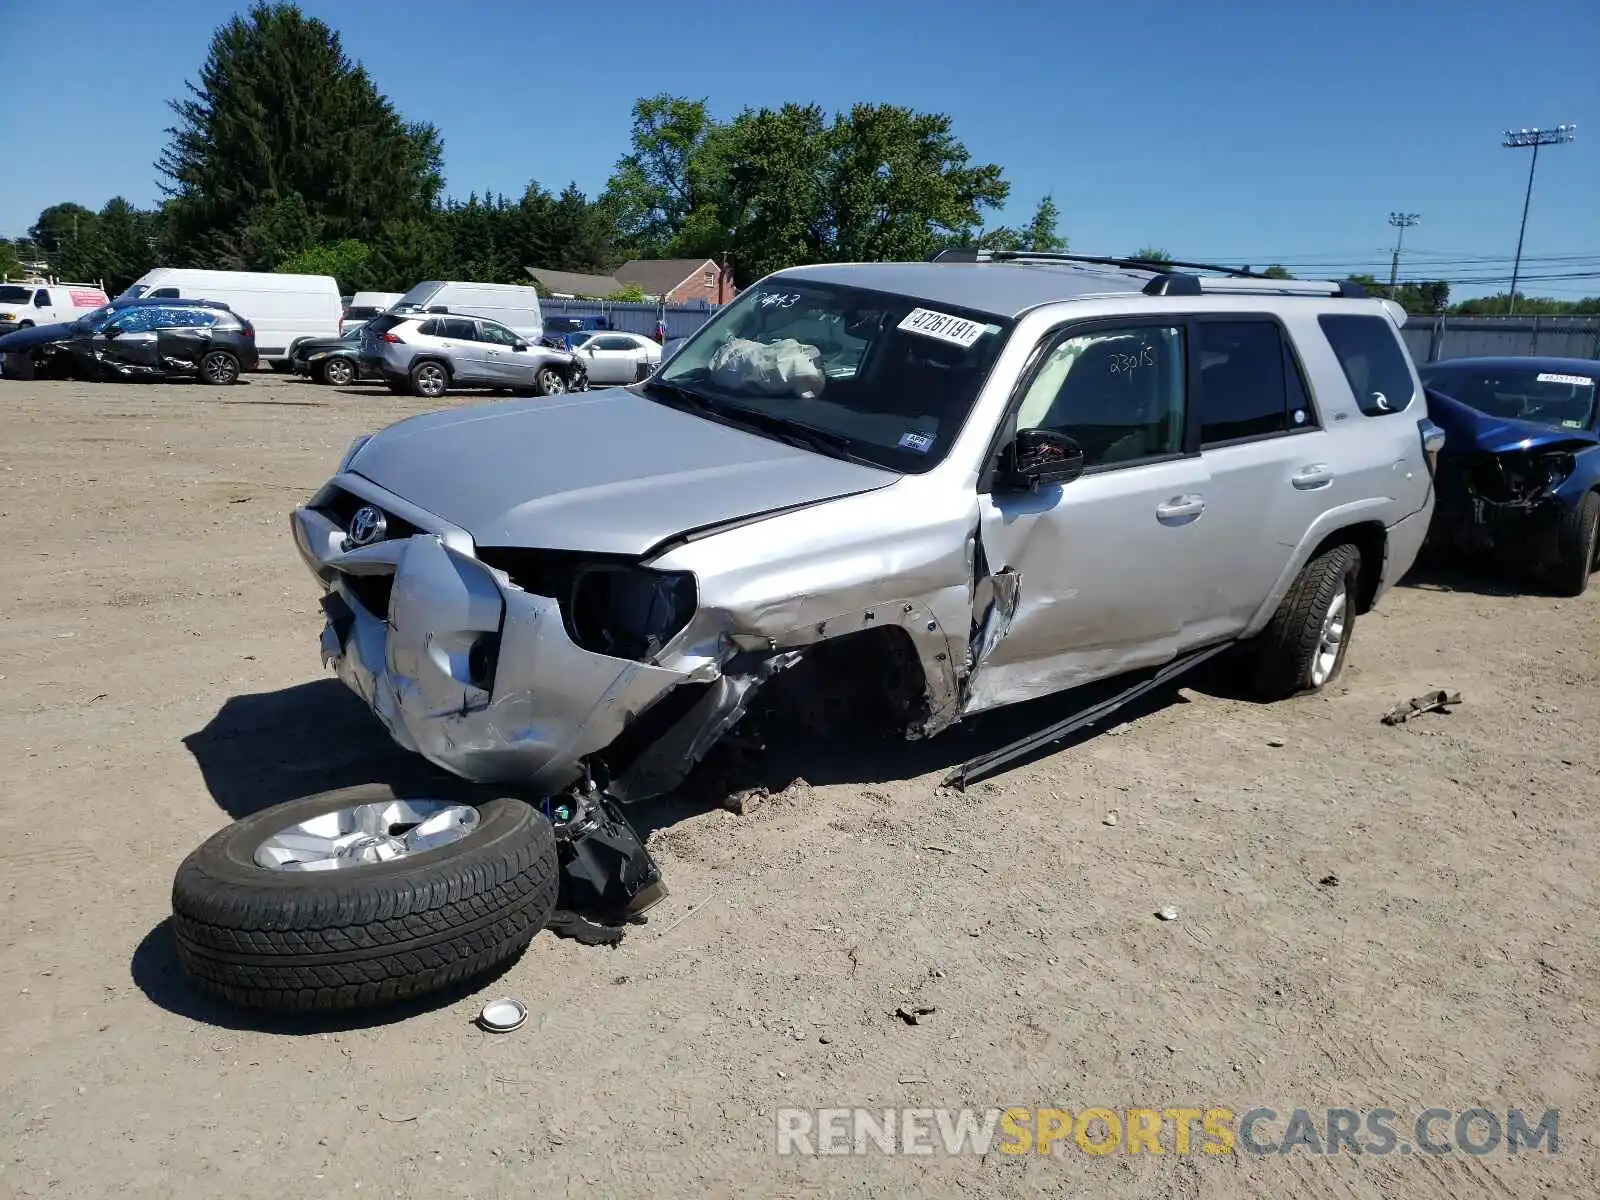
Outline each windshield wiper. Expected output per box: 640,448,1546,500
640,377,718,415
643,377,877,465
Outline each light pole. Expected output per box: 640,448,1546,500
1502,124,1576,314
1388,212,1420,289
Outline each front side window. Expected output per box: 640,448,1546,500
1194,320,1310,445
35,289,51,307
108,307,160,334
1015,325,1186,468
437,317,476,341
1421,363,1597,430
593,335,638,352
477,321,519,347
654,279,1012,472
1319,315,1416,415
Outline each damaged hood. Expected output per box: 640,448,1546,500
0,321,76,351
1426,388,1599,455
349,386,900,555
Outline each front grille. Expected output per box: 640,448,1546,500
315,487,421,541
342,572,394,619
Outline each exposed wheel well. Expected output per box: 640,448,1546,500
1310,522,1386,613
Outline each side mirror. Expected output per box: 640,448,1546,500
512,341,528,352
103,324,123,338
1002,428,1086,491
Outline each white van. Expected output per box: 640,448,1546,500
392,281,543,341
341,291,403,335
118,269,341,368
0,282,110,335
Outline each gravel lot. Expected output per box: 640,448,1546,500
1,372,1596,1198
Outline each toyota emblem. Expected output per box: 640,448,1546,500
345,505,388,549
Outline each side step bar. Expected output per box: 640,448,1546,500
945,642,1234,791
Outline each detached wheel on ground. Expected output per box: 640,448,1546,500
200,350,240,386
317,356,356,387
1248,543,1361,700
410,360,449,399
171,785,558,1012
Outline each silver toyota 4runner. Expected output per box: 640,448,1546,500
292,252,1441,799
174,252,1447,1013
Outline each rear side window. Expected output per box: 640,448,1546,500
1194,320,1314,445
149,287,180,299
365,313,403,336
437,317,476,340
1318,315,1416,415
176,308,219,327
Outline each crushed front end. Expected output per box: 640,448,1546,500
1430,448,1577,565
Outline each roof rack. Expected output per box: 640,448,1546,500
928,249,1368,299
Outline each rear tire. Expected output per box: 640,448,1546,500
410,360,449,399
171,786,558,1012
1553,491,1600,597
1249,543,1361,700
200,350,240,386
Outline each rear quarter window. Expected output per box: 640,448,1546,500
1318,314,1417,416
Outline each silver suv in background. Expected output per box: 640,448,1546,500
359,311,585,399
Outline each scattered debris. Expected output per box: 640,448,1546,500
1156,906,1180,922
378,1112,419,1123
722,788,765,816
1266,736,1286,748
1382,690,1463,725
1318,873,1340,888
818,1035,833,1045
476,998,528,1034
898,1075,929,1085
1103,811,1119,827
896,1004,936,1026
920,844,955,855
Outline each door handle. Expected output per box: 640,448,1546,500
1292,464,1334,490
1156,494,1206,525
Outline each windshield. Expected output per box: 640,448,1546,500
1424,364,1598,431
344,306,384,321
0,285,33,304
652,279,1011,471
71,304,121,331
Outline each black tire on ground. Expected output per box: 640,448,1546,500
318,356,356,387
385,379,407,394
200,350,241,386
410,359,449,399
2,351,37,381
1249,542,1362,701
269,359,294,373
1552,490,1600,598
171,786,559,1012
535,365,567,396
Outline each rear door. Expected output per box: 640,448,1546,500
154,306,220,367
1184,316,1332,641
435,316,487,383
584,334,644,383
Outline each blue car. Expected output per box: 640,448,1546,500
1419,356,1600,595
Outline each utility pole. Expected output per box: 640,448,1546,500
1502,124,1576,315
1387,213,1420,289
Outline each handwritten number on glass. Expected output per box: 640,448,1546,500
1108,342,1157,379
758,291,799,309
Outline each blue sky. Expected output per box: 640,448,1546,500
1,0,1596,298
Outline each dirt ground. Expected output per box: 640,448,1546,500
1,372,1596,1199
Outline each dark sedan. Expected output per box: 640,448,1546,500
0,297,258,385
289,326,378,386
1421,356,1600,595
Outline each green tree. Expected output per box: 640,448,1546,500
277,238,374,291
0,239,26,281
1261,264,1294,279
28,203,97,261
602,95,729,258
157,2,443,268
1024,195,1065,252
606,283,647,302
1130,247,1171,265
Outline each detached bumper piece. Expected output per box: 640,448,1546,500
545,780,668,945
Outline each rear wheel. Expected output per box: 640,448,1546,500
536,365,567,396
410,360,449,399
1553,491,1600,597
318,356,356,387
1249,543,1361,700
171,785,558,1012
200,350,240,386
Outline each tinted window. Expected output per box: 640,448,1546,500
1017,325,1186,468
149,287,180,299
478,322,519,346
1195,321,1301,444
1425,363,1597,430
593,335,638,351
1319,315,1416,415
35,290,51,307
437,317,476,340
0,285,31,303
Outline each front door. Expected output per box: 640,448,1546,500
433,317,487,384
584,335,643,384
474,320,526,386
967,321,1212,712
94,306,164,374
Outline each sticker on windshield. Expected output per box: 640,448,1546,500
1536,372,1594,387
898,308,990,349
898,431,935,454
1562,419,1585,428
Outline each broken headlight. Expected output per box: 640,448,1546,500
569,565,696,661
475,548,697,662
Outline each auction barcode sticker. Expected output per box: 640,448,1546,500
898,308,990,349
1537,373,1594,387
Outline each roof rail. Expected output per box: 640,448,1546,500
928,248,1368,299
